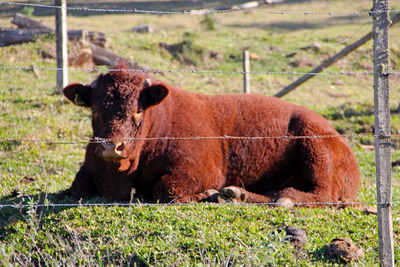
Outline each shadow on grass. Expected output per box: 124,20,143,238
323,102,400,121
0,191,151,265
227,14,369,32
0,191,99,227
322,103,400,149
0,191,107,236
323,103,375,121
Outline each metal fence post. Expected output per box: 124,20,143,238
243,50,250,94
55,0,68,93
372,0,394,266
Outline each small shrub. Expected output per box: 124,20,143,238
159,34,206,66
177,40,205,65
200,14,219,31
21,6,35,17
182,31,198,40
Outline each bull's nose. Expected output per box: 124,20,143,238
100,141,125,161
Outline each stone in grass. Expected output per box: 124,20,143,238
300,42,322,52
131,25,154,33
278,225,308,247
362,206,378,215
324,237,364,263
20,176,36,184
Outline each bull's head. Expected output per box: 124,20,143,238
63,69,169,173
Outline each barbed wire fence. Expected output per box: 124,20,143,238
0,0,398,265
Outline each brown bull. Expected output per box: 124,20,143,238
62,64,360,206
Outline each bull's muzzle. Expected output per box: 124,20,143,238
99,141,127,162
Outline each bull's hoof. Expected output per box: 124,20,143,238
275,197,294,208
220,186,242,199
218,186,246,203
204,189,219,202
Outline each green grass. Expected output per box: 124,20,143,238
1,0,400,265
2,204,397,265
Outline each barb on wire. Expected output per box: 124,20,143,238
1,1,399,16
1,65,400,76
0,133,398,145
0,200,397,209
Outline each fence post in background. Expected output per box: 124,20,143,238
243,50,250,94
55,0,68,93
372,0,394,266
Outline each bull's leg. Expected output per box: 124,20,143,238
267,116,360,207
177,191,211,203
152,175,212,203
165,186,273,204
215,186,274,204
215,186,335,207
153,184,210,203
271,132,357,207
274,187,336,207
153,162,228,203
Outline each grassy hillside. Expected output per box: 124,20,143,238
0,0,400,265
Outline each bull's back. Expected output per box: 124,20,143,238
164,91,297,149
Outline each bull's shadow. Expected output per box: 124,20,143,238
0,191,151,266
0,191,112,234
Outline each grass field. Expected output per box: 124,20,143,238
1,0,400,265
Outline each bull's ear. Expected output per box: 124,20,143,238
63,83,92,107
138,83,169,110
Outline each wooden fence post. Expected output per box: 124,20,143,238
243,50,250,94
274,13,400,98
55,0,68,93
372,0,394,266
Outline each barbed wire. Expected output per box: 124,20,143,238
0,200,396,209
1,1,400,16
0,3,397,253
1,133,398,145
1,65,400,76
